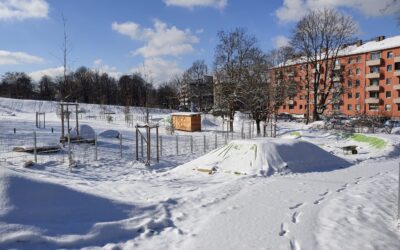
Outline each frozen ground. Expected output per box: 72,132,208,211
0,97,400,250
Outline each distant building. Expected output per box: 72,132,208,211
277,35,400,119
179,75,214,112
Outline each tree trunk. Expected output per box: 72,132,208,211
256,119,261,135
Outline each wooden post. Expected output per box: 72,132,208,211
141,133,144,158
156,126,159,163
61,104,65,139
94,133,98,161
135,126,139,161
146,126,150,166
68,132,72,167
75,105,79,136
35,112,38,128
215,133,217,149
203,135,206,153
160,135,163,157
190,135,193,153
176,135,179,155
119,133,123,159
33,131,37,163
43,112,46,128
66,105,70,134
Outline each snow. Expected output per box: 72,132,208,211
69,124,95,140
0,97,399,249
99,129,120,138
176,138,351,176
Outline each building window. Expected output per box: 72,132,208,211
356,80,360,87
369,104,379,111
299,105,303,109
371,66,379,73
386,91,391,98
398,104,400,111
300,95,304,100
289,105,294,110
385,104,391,111
370,52,381,60
356,68,361,75
348,93,352,99
387,51,393,58
386,78,392,85
387,64,393,72
357,55,361,63
370,78,379,86
348,57,353,64
348,80,352,87
356,104,361,111
348,69,353,75
370,92,379,98
356,92,360,99
283,105,286,109
333,104,340,110
347,104,352,110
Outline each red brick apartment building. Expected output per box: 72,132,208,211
278,35,400,120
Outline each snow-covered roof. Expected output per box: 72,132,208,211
171,112,201,116
340,35,400,56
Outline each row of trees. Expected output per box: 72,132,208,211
0,68,179,109
211,8,357,133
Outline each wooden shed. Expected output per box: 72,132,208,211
171,112,201,132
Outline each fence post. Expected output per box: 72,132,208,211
68,132,72,168
190,135,193,154
160,136,163,157
156,126,159,163
94,133,98,161
119,133,123,159
215,133,217,149
141,135,144,158
176,135,179,155
146,127,150,166
135,126,139,161
33,131,37,163
203,135,206,153
225,133,227,145
241,122,244,139
248,123,251,139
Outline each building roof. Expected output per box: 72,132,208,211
340,35,400,56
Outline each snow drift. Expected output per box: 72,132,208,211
176,138,351,176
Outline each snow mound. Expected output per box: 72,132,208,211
69,124,95,140
391,127,400,135
175,138,351,176
306,121,326,129
0,169,176,249
99,129,120,138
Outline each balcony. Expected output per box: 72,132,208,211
287,100,294,105
287,71,295,77
394,56,400,63
394,85,400,90
365,85,380,92
366,72,381,79
394,98,400,104
366,58,382,67
334,64,341,70
394,70,400,77
365,98,380,104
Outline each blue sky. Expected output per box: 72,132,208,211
0,0,399,84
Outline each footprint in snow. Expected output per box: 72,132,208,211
313,197,324,205
279,223,288,236
319,190,329,196
336,187,346,193
290,239,301,250
292,211,301,223
289,203,304,210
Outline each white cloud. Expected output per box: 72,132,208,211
276,0,400,23
0,0,49,21
163,0,227,9
113,19,199,58
92,59,122,79
273,35,290,48
130,58,183,85
0,50,44,65
29,66,64,82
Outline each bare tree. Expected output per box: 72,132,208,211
213,28,260,132
291,8,357,121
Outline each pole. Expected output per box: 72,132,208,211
146,127,150,166
156,126,159,163
203,135,206,153
160,136,163,157
67,105,70,134
95,133,98,161
190,135,193,153
76,105,79,136
61,104,65,139
119,133,123,159
176,135,179,155
68,132,72,167
44,113,46,128
35,112,38,128
215,133,217,149
135,126,139,161
33,131,37,163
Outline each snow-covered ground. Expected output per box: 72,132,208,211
0,97,399,250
